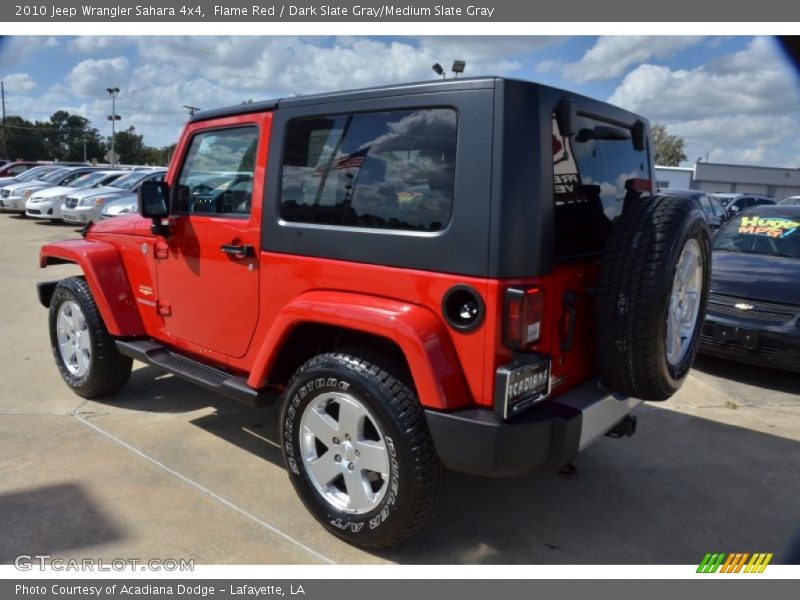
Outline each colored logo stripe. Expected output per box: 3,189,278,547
697,552,773,573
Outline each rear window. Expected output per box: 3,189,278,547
280,108,457,232
553,113,651,257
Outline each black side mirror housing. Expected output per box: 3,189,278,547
138,180,170,235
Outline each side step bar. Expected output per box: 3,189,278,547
116,340,273,407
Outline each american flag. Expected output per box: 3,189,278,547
331,147,369,170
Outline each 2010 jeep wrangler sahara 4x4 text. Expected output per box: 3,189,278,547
38,77,710,548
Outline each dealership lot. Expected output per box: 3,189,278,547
0,213,798,565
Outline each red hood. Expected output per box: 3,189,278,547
88,214,146,236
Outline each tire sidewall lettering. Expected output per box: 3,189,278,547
281,369,403,537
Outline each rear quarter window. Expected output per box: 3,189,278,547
280,108,457,232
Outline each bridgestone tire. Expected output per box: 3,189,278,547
280,349,446,548
49,276,133,398
594,195,711,400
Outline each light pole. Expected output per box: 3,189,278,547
106,86,120,166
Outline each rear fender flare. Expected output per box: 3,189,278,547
39,239,145,337
248,291,471,410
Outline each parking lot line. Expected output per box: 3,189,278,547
73,412,337,565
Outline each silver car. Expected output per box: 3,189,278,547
61,169,167,224
25,171,127,220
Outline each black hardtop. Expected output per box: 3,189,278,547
189,76,645,126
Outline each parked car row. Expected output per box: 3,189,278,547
0,165,166,223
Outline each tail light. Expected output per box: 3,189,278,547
503,287,543,350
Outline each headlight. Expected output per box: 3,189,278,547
79,196,101,207
94,197,108,206
23,189,34,198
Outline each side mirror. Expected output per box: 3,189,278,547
138,180,170,235
556,97,577,137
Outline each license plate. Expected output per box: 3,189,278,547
714,324,758,350
497,358,551,419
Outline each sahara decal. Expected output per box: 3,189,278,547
737,216,799,238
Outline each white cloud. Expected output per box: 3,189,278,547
68,36,122,54
562,36,704,83
66,56,130,97
608,37,799,120
2,72,37,93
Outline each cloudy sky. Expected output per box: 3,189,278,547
1,35,798,167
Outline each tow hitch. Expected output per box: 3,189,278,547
606,415,637,438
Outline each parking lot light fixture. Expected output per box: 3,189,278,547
106,87,120,167
452,60,466,78
432,63,445,79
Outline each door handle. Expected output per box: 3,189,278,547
220,244,254,258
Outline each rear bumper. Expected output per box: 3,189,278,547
425,379,640,477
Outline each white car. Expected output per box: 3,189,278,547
61,169,166,224
25,171,127,220
1,167,97,213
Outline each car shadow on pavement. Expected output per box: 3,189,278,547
692,354,800,395
0,483,124,564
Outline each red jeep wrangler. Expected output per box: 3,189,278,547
38,77,710,548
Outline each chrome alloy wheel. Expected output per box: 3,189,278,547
56,300,92,377
299,392,390,514
666,238,703,366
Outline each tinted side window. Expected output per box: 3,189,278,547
552,113,651,257
280,109,457,232
174,126,258,217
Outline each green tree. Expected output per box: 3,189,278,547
3,115,47,160
651,124,687,167
112,126,146,164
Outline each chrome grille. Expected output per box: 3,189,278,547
707,293,798,324
1,189,10,198
64,196,79,208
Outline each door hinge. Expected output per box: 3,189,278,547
154,241,170,259
157,300,172,316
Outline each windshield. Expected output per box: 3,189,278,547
714,212,800,259
110,171,149,189
68,172,106,188
40,168,72,184
16,167,55,181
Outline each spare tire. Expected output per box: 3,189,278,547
594,194,710,400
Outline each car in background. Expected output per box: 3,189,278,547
61,169,167,224
0,164,63,188
661,188,727,232
25,170,127,220
779,196,800,206
0,166,102,213
710,193,776,220
0,161,40,179
699,206,800,372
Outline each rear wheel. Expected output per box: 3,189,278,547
594,195,711,400
49,276,132,398
280,349,445,548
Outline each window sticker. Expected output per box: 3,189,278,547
737,216,799,238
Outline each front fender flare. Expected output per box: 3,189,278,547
40,239,145,337
248,291,471,410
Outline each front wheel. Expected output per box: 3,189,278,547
49,276,132,398
280,349,446,548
